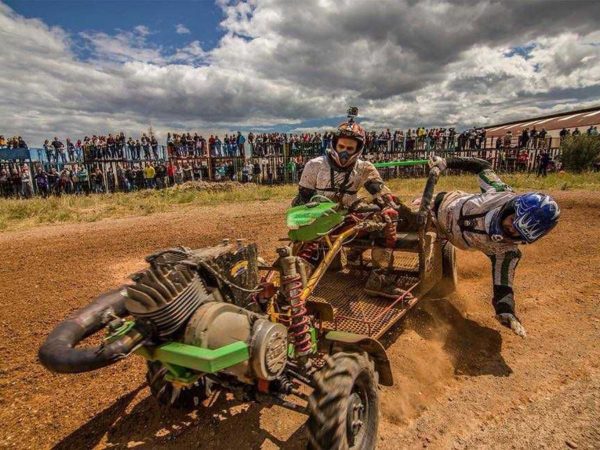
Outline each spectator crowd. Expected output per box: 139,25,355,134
38,133,163,164
4,124,578,165
167,127,487,158
1,122,598,199
0,160,212,199
0,135,28,149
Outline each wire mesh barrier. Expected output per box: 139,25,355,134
0,138,568,198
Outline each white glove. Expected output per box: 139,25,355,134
428,155,447,172
496,313,527,338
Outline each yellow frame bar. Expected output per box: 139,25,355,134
300,226,358,301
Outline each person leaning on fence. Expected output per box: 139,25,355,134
537,151,551,177
59,167,72,194
20,165,33,199
144,163,156,189
34,166,49,197
9,168,20,197
156,162,167,188
92,167,104,193
0,166,9,198
77,165,89,195
106,166,116,193
46,168,57,195
126,166,135,191
182,161,193,181
174,164,183,184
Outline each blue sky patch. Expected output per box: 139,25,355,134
505,42,536,59
5,0,226,59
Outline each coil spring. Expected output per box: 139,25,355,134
298,242,319,264
282,273,312,355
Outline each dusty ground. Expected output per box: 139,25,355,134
0,190,599,449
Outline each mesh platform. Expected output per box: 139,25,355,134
309,253,420,338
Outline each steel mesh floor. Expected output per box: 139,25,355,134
392,253,420,272
310,254,420,338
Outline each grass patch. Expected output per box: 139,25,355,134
0,172,598,232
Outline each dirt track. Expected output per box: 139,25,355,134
1,190,599,449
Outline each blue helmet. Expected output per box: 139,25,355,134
511,193,560,243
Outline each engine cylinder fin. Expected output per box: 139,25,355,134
134,279,168,306
152,266,179,297
178,266,194,283
126,286,157,309
142,272,171,300
147,278,206,338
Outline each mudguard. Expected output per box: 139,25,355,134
323,330,393,386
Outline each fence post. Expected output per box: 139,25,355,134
207,152,214,181
283,142,289,184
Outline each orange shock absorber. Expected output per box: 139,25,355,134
282,273,312,356
277,247,313,356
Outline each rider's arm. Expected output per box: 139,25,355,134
362,162,404,210
292,159,318,206
488,249,522,315
361,161,391,196
445,157,512,193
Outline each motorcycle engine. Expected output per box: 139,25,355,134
123,244,287,383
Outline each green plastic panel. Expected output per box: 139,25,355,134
137,341,250,373
286,200,345,242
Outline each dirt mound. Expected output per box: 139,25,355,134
0,190,599,449
171,180,248,192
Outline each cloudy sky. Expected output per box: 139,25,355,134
1,0,600,146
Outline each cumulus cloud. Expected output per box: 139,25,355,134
0,0,600,146
176,23,190,35
80,26,164,64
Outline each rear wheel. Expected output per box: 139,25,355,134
146,361,211,410
429,241,457,298
307,352,379,450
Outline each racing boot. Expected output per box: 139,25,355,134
364,269,404,299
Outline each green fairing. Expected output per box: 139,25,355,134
136,341,250,373
286,200,346,242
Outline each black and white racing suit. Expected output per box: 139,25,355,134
292,155,388,207
434,158,521,317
